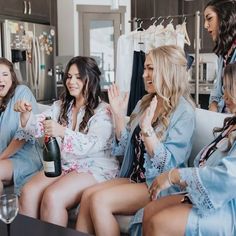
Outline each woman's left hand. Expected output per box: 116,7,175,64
140,96,157,130
43,119,66,138
149,171,172,201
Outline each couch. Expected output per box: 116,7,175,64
7,104,229,234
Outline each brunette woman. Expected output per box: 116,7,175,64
14,56,119,226
205,0,236,112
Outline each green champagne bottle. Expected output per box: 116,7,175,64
43,117,62,177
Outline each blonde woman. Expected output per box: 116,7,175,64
76,45,196,236
142,63,236,236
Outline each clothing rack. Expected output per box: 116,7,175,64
128,11,201,107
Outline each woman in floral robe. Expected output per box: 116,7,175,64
14,56,119,227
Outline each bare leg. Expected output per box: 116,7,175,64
19,171,59,218
76,178,128,234
143,195,192,236
143,195,184,225
90,181,150,236
40,171,97,227
0,160,14,195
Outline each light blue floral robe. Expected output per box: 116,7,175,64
0,85,43,194
179,131,236,235
112,96,196,235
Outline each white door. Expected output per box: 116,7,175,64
78,6,125,90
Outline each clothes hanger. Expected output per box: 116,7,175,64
137,19,144,31
181,16,191,46
165,16,175,32
146,17,156,32
155,16,164,30
135,19,144,47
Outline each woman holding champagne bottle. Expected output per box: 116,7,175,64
14,56,119,227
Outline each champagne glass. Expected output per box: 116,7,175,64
0,194,19,236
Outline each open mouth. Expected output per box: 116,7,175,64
0,85,5,91
146,81,152,85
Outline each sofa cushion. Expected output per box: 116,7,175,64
188,108,230,166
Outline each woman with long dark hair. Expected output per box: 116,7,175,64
14,56,119,226
0,57,42,195
206,0,236,112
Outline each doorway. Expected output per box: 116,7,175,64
77,5,125,90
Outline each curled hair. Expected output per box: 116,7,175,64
205,0,236,56
213,116,236,151
58,56,101,133
129,45,195,140
0,58,19,113
214,63,236,151
223,62,236,103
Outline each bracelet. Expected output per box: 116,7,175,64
141,127,155,137
168,168,175,186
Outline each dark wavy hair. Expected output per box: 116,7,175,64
58,56,101,133
213,116,236,151
0,58,19,113
205,0,236,56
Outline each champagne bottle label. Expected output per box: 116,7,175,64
43,160,56,173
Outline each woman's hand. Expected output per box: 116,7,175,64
14,100,32,127
43,119,66,138
209,101,218,112
149,168,182,201
108,83,129,140
14,100,32,112
108,83,129,116
140,96,157,131
149,171,172,201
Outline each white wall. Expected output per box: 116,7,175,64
57,0,131,56
57,0,74,56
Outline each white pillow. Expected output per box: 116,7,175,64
189,108,230,166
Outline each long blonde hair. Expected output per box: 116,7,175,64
223,62,236,105
129,45,194,139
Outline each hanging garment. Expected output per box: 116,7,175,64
116,34,135,92
116,19,191,114
127,50,146,116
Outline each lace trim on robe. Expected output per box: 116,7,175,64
179,167,215,216
14,129,35,143
150,144,168,174
111,128,129,156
